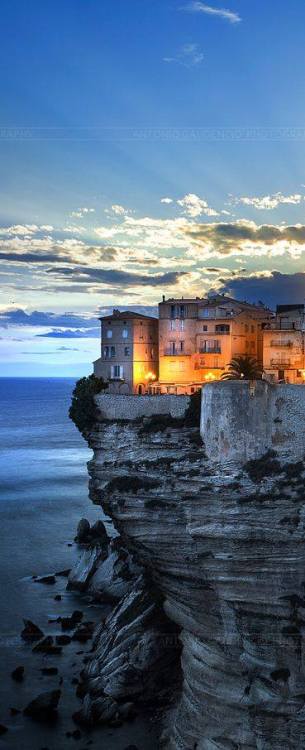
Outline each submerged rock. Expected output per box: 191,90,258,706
23,689,61,721
21,619,44,642
11,665,24,682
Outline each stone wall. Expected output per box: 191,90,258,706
94,393,190,421
201,380,305,465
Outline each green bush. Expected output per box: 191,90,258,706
69,375,108,436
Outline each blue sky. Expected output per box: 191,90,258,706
2,0,305,375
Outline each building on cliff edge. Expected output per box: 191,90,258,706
93,310,159,394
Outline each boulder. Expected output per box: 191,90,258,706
68,547,103,591
88,550,133,602
32,637,62,655
21,619,44,642
23,690,61,721
35,575,56,585
90,520,108,541
11,665,24,682
75,518,91,543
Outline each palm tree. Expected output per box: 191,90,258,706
221,355,262,381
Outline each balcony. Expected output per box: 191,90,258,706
270,340,293,348
163,348,191,356
270,359,291,367
198,347,221,354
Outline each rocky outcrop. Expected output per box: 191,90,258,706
77,389,305,749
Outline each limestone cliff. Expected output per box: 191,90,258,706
74,387,305,749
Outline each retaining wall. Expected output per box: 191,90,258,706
201,380,305,466
95,393,190,421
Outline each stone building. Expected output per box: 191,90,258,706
263,304,305,384
154,294,272,394
93,310,159,394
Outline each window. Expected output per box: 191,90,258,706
170,320,175,331
202,325,208,331
151,348,154,358
200,339,221,353
180,320,185,331
169,341,176,355
170,305,175,319
104,346,115,359
180,305,185,319
122,328,128,339
111,365,123,379
251,325,255,333
106,329,113,339
244,324,249,333
124,346,130,356
250,341,255,350
180,340,184,352
215,324,230,333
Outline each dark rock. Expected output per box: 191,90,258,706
72,729,82,740
0,725,8,736
90,520,108,541
75,518,91,543
71,678,79,685
11,665,24,682
123,746,139,750
35,575,56,585
60,610,83,630
32,636,62,655
56,635,71,646
90,696,117,724
23,689,61,721
118,702,137,721
41,667,58,676
72,622,95,643
54,594,62,601
10,707,21,716
68,548,103,591
21,619,44,642
55,568,71,577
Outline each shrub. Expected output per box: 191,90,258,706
69,375,108,436
244,450,281,483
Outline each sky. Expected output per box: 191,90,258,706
2,0,305,375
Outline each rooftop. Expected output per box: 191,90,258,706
99,309,157,322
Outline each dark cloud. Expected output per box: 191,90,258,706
0,309,97,328
37,327,100,339
47,265,189,287
183,221,305,255
0,252,69,264
220,271,305,309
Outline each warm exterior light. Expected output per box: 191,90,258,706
145,372,156,381
205,372,216,381
300,370,305,379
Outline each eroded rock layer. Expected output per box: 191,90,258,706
85,414,305,750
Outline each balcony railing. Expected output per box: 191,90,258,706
270,359,291,366
270,341,293,348
163,348,192,356
198,347,221,354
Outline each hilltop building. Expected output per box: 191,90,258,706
93,310,158,394
153,294,273,394
263,304,305,384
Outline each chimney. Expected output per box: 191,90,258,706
162,295,165,302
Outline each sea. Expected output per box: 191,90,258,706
0,378,157,749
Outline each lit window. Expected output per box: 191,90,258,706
122,329,128,338
107,329,113,339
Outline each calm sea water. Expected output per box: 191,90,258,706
0,379,157,749
0,377,91,504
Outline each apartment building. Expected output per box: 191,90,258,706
154,294,272,394
263,304,305,384
93,310,159,394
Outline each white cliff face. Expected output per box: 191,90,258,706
82,390,305,749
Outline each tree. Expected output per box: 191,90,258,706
69,374,108,436
221,355,262,381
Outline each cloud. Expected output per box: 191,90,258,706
0,309,97,329
220,271,305,309
177,193,219,217
184,2,241,24
104,204,130,216
161,197,174,204
70,207,95,218
231,192,303,210
163,43,204,68
183,220,305,258
47,265,190,288
37,327,100,339
0,225,40,236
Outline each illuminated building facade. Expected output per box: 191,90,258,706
93,310,158,394
154,294,272,394
263,304,305,384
